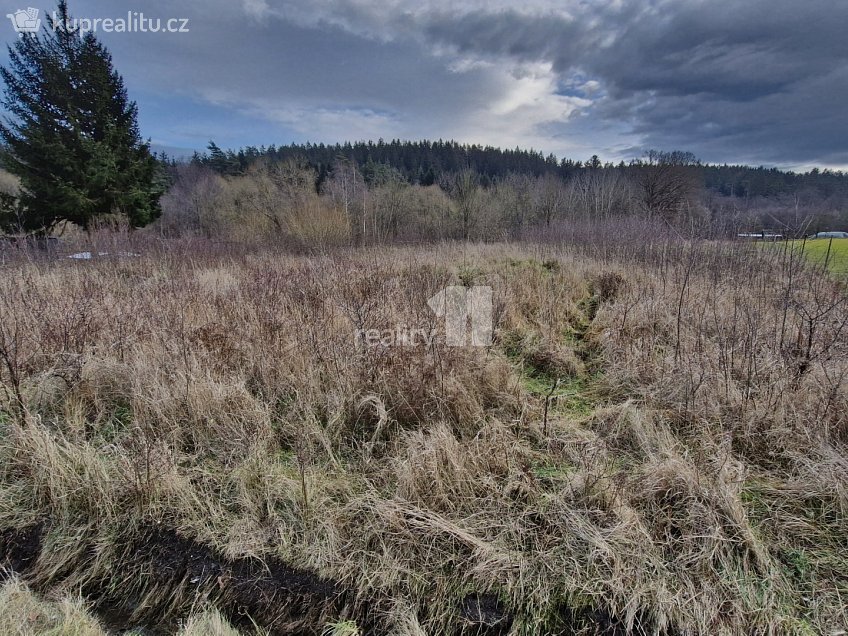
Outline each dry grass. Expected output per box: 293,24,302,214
0,240,846,635
0,577,105,636
0,576,253,635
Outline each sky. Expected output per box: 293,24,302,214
0,0,846,170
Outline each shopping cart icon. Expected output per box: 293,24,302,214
7,8,41,35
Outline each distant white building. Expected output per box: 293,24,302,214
810,231,848,239
737,231,783,240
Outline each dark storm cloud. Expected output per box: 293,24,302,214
422,11,583,63
1,0,844,166
415,0,848,165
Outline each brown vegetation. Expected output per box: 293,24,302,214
156,158,682,247
0,238,846,634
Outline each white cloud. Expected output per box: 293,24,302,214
444,63,591,150
235,101,404,142
241,0,271,18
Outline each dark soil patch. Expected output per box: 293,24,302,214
555,604,678,636
100,525,359,635
460,593,512,635
0,523,43,579
0,523,515,635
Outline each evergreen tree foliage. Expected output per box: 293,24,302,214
0,1,162,234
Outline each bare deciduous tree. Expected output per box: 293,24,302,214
630,150,701,223
533,173,568,226
442,168,481,240
569,168,634,219
323,159,366,241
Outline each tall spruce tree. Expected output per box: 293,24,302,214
0,1,162,234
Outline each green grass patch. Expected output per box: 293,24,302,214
531,460,574,483
766,238,848,275
523,374,597,417
88,404,134,444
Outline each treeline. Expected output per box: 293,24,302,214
160,150,714,247
192,139,571,186
158,142,848,247
705,164,848,199
189,139,848,202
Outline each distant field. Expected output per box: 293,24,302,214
793,238,848,274
762,238,848,275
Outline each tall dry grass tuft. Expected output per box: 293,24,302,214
0,577,106,636
0,577,258,636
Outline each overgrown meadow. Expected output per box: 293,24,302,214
0,237,846,635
